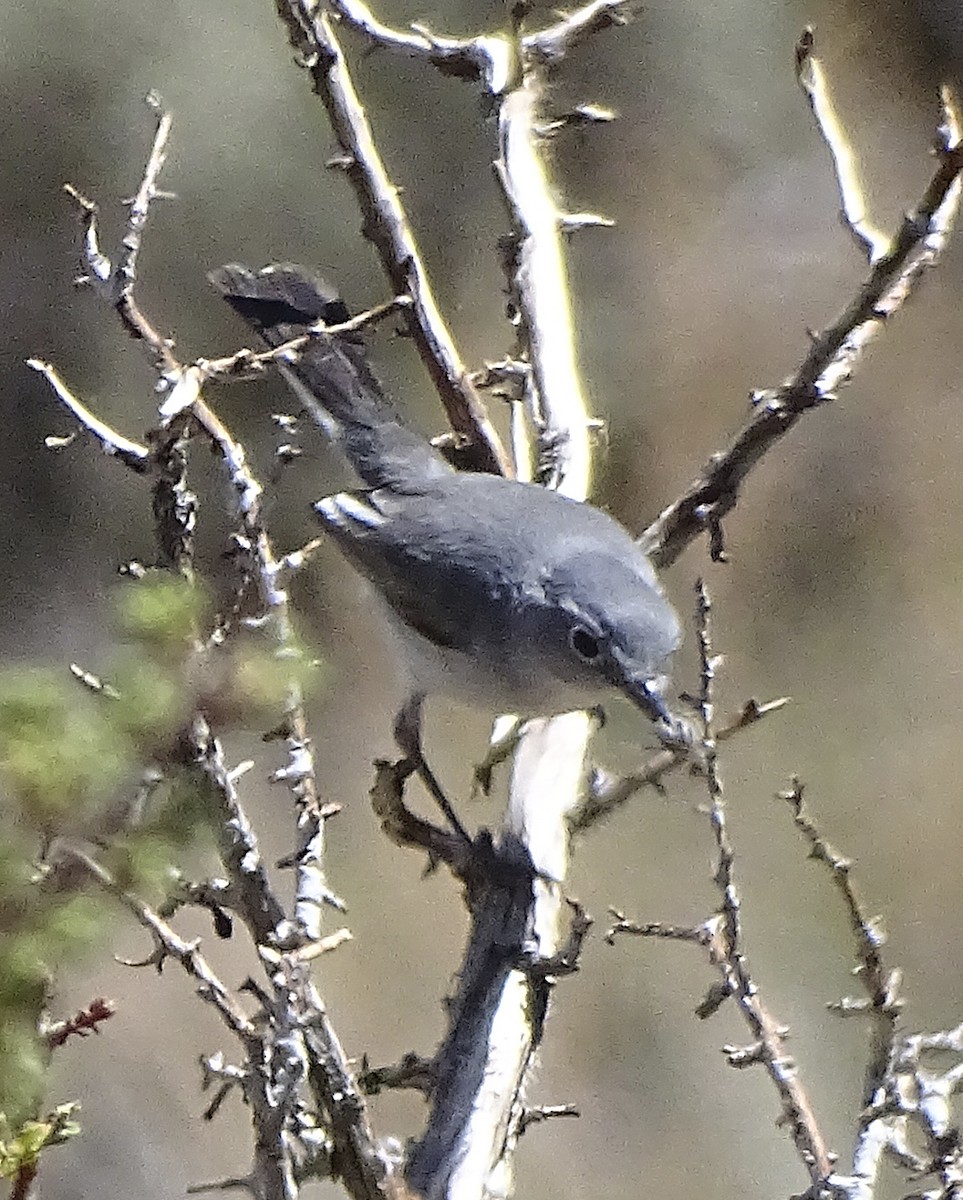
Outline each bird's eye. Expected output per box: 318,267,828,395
570,626,602,663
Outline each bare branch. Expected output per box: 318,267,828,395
495,69,594,491
27,358,150,472
199,293,412,381
404,29,608,1189
65,94,178,373
571,696,789,833
610,586,836,1190
189,718,399,1200
780,781,903,1101
517,1104,580,1133
48,97,394,1199
795,28,889,261
644,88,963,569
774,784,963,1200
115,94,175,335
330,0,515,92
271,0,512,476
522,0,635,64
187,398,332,945
61,847,259,1045
57,98,337,950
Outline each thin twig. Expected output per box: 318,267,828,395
199,294,412,381
188,398,334,943
610,585,835,1190
697,585,833,1188
65,94,178,373
59,95,337,947
643,86,963,569
780,780,903,1105
795,28,889,261
523,0,636,64
113,93,176,363
188,716,289,946
330,0,515,92
61,847,259,1045
190,718,395,1200
27,358,150,472
571,696,789,833
51,89,392,1200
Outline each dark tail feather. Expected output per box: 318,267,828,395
209,263,452,491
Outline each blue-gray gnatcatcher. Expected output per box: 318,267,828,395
210,263,682,832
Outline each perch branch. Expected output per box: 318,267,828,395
395,10,611,1193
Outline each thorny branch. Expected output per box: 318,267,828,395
570,695,790,834
30,96,395,1200
192,719,395,1200
607,695,963,1200
272,0,512,477
45,94,334,944
313,4,624,1196
198,294,412,382
59,848,259,1046
779,783,963,1200
643,78,963,570
609,583,835,1193
64,92,178,374
26,359,150,471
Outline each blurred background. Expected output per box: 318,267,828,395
3,0,963,1196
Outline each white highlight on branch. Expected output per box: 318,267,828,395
795,28,889,262
27,358,150,470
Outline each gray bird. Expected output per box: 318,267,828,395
210,263,682,834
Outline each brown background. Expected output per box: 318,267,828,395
3,1,963,1197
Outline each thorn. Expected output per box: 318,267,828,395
560,211,615,234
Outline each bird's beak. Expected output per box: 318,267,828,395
621,671,693,748
622,672,673,724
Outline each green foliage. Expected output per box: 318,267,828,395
0,1104,81,1180
116,574,205,652
0,670,132,832
0,827,107,1119
0,570,319,1121
0,577,233,1112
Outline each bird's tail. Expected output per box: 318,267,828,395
209,263,452,491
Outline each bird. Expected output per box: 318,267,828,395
209,263,682,835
